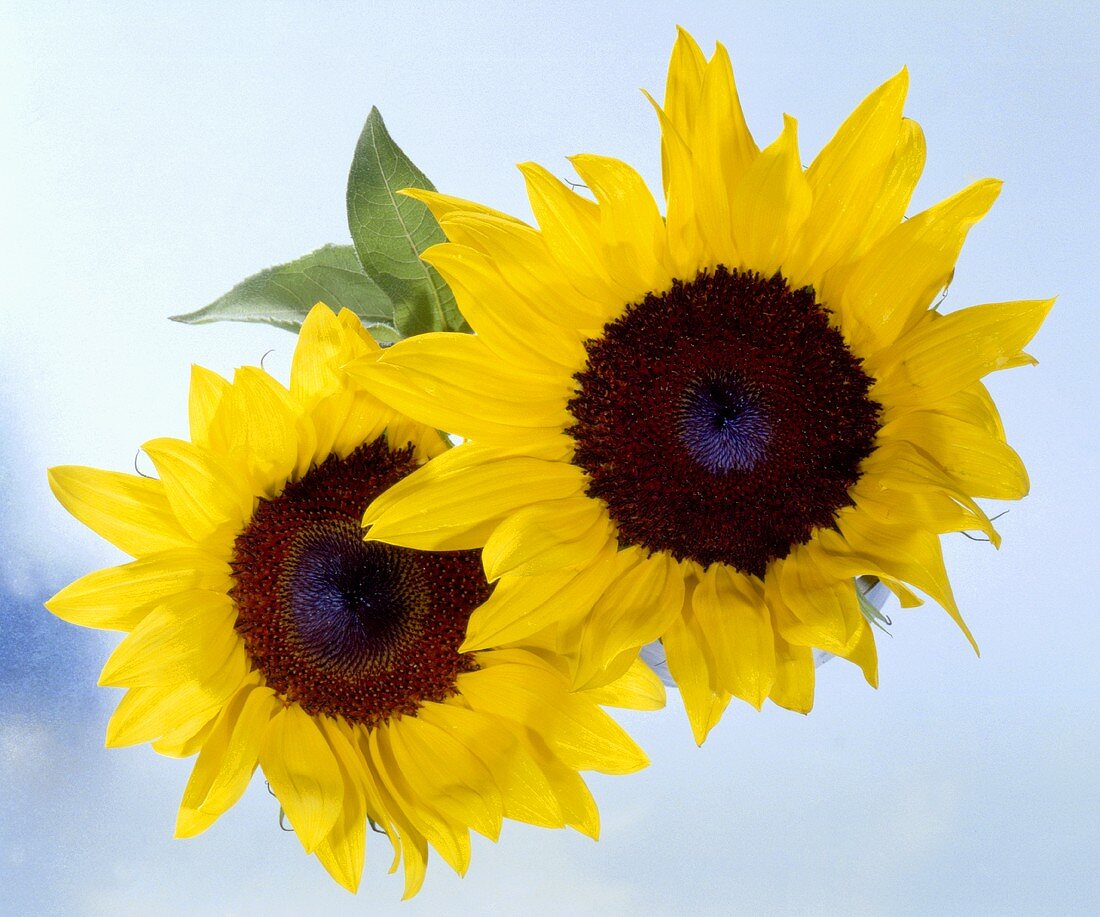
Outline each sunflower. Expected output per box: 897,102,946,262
46,303,658,897
351,29,1052,743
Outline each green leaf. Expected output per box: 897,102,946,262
170,244,397,341
346,107,467,337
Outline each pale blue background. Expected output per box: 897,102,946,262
2,2,1097,914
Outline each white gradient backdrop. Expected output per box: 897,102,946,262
2,2,1097,914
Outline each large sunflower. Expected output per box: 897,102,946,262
352,30,1052,743
46,303,658,897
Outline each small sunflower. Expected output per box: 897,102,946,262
352,29,1052,743
47,303,657,897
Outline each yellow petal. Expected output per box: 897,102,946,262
574,549,685,689
582,657,667,712
188,365,230,449
98,591,239,687
662,605,731,745
386,715,504,842
349,332,571,441
207,367,306,494
175,682,278,838
645,88,706,276
458,659,648,776
291,303,354,407
45,548,231,631
768,631,815,714
880,409,1028,500
568,154,673,297
364,443,586,551
481,496,613,580
849,117,926,262
348,727,428,898
141,438,253,544
105,650,248,747
152,715,216,758
688,43,758,262
836,614,879,688
369,727,471,876
871,298,1054,407
312,716,369,894
433,211,611,329
461,542,618,651
791,69,909,287
518,161,630,306
837,513,978,653
831,179,1003,351
418,702,566,830
47,466,192,558
691,565,776,709
525,737,600,839
661,26,707,193
771,546,865,654
399,186,526,226
729,114,812,277
259,704,344,853
420,242,585,372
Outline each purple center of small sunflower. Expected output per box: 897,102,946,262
568,267,881,578
677,372,772,473
231,439,489,728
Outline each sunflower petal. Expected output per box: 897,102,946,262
792,68,908,286
661,26,707,193
729,114,812,277
689,42,758,261
420,243,585,372
458,660,648,775
98,591,239,687
461,543,618,651
106,650,248,747
582,657,667,711
142,438,253,544
175,682,277,838
433,211,611,329
518,161,630,306
364,443,586,551
349,332,570,441
369,728,471,876
387,715,504,842
418,702,566,829
872,298,1054,406
880,409,1029,499
481,497,613,580
47,466,192,558
45,548,231,631
691,565,776,709
259,704,344,853
768,630,815,713
311,718,372,895
662,604,731,745
568,154,673,296
832,179,1003,351
188,365,230,448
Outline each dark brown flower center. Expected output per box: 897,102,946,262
231,438,488,727
567,267,881,578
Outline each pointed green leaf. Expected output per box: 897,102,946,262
346,107,467,336
170,244,398,341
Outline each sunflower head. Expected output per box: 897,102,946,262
353,30,1052,744
47,303,660,897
